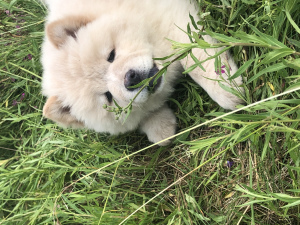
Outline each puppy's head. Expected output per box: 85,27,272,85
42,15,173,134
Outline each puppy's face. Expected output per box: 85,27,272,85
42,15,170,134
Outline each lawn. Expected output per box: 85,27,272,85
0,0,299,224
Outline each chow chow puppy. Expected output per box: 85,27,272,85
41,0,243,145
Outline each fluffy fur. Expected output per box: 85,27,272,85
41,0,243,145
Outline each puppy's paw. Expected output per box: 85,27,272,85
214,87,244,110
140,106,176,146
145,122,176,146
207,72,244,110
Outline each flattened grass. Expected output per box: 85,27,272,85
0,0,299,224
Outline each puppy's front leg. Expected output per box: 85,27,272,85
181,46,244,110
140,105,176,146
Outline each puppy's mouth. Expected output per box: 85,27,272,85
147,65,162,92
124,65,162,93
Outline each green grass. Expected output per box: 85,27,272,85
1,0,300,224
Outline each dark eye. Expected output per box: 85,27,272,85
107,49,115,63
105,91,113,103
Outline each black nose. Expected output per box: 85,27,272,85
124,70,142,91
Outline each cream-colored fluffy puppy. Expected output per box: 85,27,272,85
41,0,243,145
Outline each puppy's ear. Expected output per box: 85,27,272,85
46,16,92,48
43,96,84,128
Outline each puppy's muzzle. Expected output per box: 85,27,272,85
124,65,161,92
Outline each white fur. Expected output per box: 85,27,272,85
41,0,243,145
